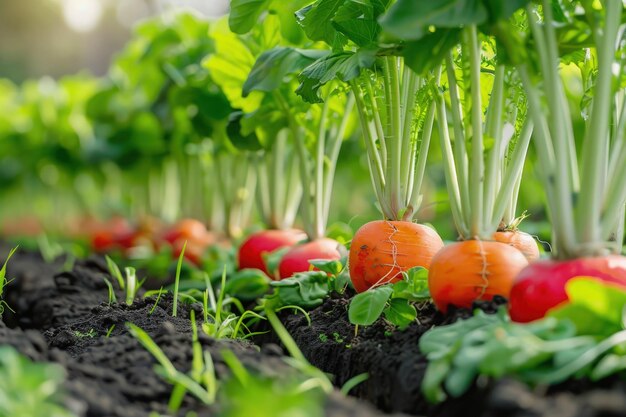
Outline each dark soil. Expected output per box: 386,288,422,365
266,292,626,417
4,245,626,417
0,247,407,417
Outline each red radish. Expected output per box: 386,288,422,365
492,230,540,262
509,256,626,322
238,229,306,274
91,217,134,253
349,220,444,293
278,238,343,279
429,240,528,313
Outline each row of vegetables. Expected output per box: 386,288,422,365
1,1,626,327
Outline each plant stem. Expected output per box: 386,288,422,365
386,57,404,218
271,131,288,228
351,80,389,217
323,95,354,228
466,25,485,238
436,88,469,237
445,54,471,228
483,65,505,229
577,0,621,245
314,99,330,240
490,120,533,231
364,75,387,170
275,92,315,239
256,154,271,227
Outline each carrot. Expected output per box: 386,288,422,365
428,240,528,313
238,229,306,275
278,238,343,279
509,256,626,322
492,230,540,262
349,220,444,293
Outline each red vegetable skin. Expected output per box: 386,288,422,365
91,217,134,252
349,220,444,293
509,256,626,323
238,229,306,274
278,238,343,279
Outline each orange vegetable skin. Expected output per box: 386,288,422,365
492,230,540,262
349,221,444,293
428,240,528,313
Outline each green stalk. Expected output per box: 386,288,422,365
608,102,626,181
314,99,330,239
483,65,506,229
386,57,404,217
283,155,302,229
577,0,621,245
323,95,355,228
408,102,436,221
613,208,625,254
489,120,533,231
445,54,471,228
601,148,626,239
400,68,419,209
363,75,387,170
256,155,271,227
408,67,442,220
436,89,469,237
164,158,181,223
271,131,288,228
351,81,389,217
274,92,315,239
466,26,485,238
522,6,577,257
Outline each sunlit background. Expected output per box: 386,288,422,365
0,0,229,81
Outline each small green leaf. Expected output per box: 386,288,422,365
380,0,487,40
229,0,272,34
297,49,378,103
392,266,430,301
296,0,347,47
309,258,344,276
243,47,326,97
548,277,626,337
383,298,417,329
226,111,264,151
267,271,330,309
263,246,291,280
224,268,271,301
422,357,451,403
331,0,390,47
348,285,393,326
402,29,462,75
591,354,626,381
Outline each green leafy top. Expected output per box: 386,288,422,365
88,13,231,167
420,277,626,403
294,0,442,222
494,1,626,258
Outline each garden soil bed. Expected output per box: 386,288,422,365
0,247,407,417
3,246,626,417
261,295,626,417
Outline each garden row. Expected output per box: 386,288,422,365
1,1,626,416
